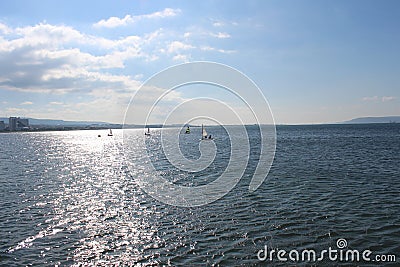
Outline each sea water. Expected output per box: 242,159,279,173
0,124,399,266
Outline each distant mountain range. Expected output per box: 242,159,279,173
342,116,400,124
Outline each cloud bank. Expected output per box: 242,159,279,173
0,8,237,122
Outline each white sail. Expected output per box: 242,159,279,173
202,124,208,139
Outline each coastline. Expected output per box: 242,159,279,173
0,122,398,134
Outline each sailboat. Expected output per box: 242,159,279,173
107,129,113,136
185,126,190,134
145,127,151,136
201,124,212,140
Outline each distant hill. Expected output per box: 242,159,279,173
0,117,113,126
343,116,400,124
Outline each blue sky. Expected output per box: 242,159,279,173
0,0,399,124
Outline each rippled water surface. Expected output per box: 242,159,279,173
0,124,399,266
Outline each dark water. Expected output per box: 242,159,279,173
0,124,399,266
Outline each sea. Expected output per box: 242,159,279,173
0,124,399,266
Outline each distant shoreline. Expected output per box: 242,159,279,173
0,122,398,134
1,116,399,132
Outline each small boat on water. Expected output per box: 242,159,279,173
201,124,213,140
185,126,190,134
107,129,113,136
145,127,151,136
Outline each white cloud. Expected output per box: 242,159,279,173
362,96,379,101
219,49,236,54
93,15,133,28
211,32,231,39
167,41,194,53
49,101,63,105
172,54,190,62
362,96,397,102
212,21,224,27
200,46,236,54
133,74,144,80
5,107,30,114
163,41,194,62
20,101,33,105
182,27,232,40
1,22,145,53
8,23,84,50
200,46,214,51
382,96,396,102
211,19,239,27
144,8,181,19
93,8,181,28
0,23,11,34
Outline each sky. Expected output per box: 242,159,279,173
0,0,399,124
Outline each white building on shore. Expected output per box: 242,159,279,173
9,117,29,131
